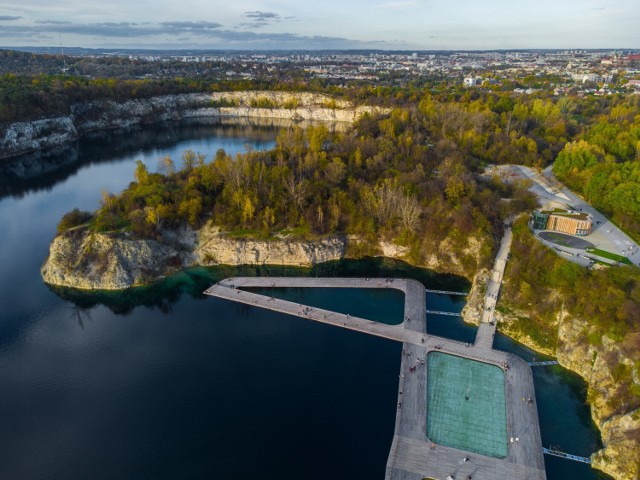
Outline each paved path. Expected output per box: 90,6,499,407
474,222,513,350
205,276,546,480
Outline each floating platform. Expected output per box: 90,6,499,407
204,276,546,480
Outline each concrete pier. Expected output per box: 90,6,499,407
204,276,546,480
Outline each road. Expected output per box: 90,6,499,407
492,164,640,267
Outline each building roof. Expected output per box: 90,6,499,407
550,212,591,221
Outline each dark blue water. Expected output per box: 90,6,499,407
0,124,608,479
249,287,406,324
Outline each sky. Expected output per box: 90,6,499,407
0,0,638,50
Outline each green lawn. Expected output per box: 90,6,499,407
586,248,632,265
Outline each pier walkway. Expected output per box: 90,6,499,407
474,223,514,350
205,276,546,480
543,448,591,464
425,289,468,296
426,310,462,317
529,360,559,367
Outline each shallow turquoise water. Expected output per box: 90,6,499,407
427,352,507,458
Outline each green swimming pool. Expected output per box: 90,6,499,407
427,352,507,458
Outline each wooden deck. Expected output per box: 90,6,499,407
475,224,513,349
204,276,546,480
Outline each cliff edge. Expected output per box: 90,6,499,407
41,224,349,290
1,91,386,159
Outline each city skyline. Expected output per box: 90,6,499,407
0,0,638,50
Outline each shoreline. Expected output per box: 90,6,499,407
1,91,385,160
41,231,618,478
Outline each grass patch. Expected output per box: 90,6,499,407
586,248,632,265
277,225,313,238
224,228,270,240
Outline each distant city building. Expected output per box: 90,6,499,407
626,54,640,67
532,209,592,236
463,76,482,87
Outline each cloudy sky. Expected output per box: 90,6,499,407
0,0,638,50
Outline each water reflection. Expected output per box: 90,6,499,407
0,118,287,199
45,258,469,315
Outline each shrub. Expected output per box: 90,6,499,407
56,208,93,234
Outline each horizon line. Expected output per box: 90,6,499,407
3,45,639,54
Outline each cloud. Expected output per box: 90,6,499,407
15,20,222,38
0,19,379,49
161,21,222,30
244,11,281,21
239,10,298,29
0,15,21,21
35,19,72,25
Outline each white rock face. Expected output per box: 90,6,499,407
379,242,409,258
40,231,189,290
197,227,346,267
0,117,78,159
2,91,388,158
41,226,348,290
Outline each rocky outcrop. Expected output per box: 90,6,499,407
197,226,346,267
591,407,640,480
556,315,640,480
40,230,193,290
379,241,410,258
41,224,349,290
41,221,488,291
0,117,78,158
423,235,489,279
460,268,490,325
1,91,386,159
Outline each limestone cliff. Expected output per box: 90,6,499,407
40,230,192,290
1,91,386,159
41,222,486,291
460,268,490,326
41,225,348,290
197,226,347,267
557,315,640,480
0,117,78,159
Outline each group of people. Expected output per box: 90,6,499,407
443,457,474,480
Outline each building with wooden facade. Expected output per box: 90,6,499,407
532,209,592,236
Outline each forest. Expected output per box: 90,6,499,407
40,74,640,264
34,73,639,241
58,108,538,276
552,109,640,238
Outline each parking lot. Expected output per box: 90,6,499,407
487,164,640,267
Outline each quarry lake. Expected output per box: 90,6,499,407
0,122,609,479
